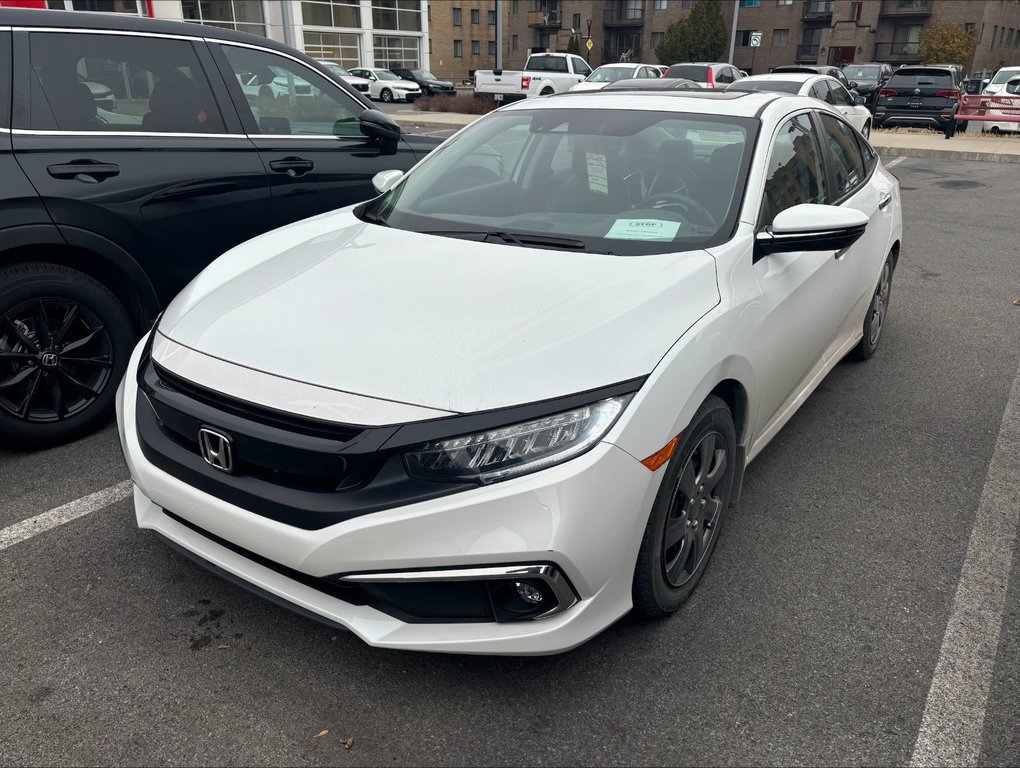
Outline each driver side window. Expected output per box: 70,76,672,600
220,44,363,137
762,114,829,225
828,81,853,107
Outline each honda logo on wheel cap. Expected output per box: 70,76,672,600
198,428,234,473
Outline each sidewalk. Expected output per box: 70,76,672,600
394,109,1020,163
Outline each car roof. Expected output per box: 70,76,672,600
603,77,699,90
740,72,816,83
501,89,799,118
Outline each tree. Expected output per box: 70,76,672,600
918,15,978,66
654,0,728,65
566,35,581,56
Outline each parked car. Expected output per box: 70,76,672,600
568,62,662,92
391,68,456,96
602,77,700,92
316,60,372,94
474,52,593,101
981,75,1020,134
873,65,964,134
983,65,1020,95
348,67,422,102
0,7,440,448
771,64,852,90
728,73,873,137
83,79,116,110
662,62,744,88
841,62,893,111
118,88,901,655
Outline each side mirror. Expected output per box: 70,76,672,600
854,95,867,106
755,204,869,256
360,109,402,143
983,78,991,85
372,169,404,195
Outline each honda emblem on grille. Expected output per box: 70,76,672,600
198,427,234,473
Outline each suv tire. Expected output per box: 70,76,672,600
0,262,135,448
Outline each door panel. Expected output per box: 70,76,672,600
11,30,271,304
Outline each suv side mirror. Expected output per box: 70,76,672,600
983,78,991,85
755,204,869,257
360,109,402,143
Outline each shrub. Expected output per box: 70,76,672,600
414,94,500,114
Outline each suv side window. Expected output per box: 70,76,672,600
819,113,867,197
28,32,225,134
762,113,829,224
220,45,363,137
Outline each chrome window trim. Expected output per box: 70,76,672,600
13,26,205,42
9,128,245,139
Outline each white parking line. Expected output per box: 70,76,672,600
910,358,1020,767
0,480,132,552
885,156,908,168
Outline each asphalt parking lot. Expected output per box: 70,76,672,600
1,156,1018,766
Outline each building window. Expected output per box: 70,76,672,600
965,22,976,36
454,39,463,57
471,8,479,24
372,0,423,32
303,30,362,67
739,0,761,7
773,28,789,47
511,33,518,50
777,0,793,5
993,25,998,48
488,39,496,55
453,7,462,25
471,40,480,55
654,0,667,9
511,0,519,14
892,24,922,54
489,9,497,24
573,12,581,30
428,37,432,53
538,33,550,49
302,0,361,28
182,0,267,36
738,29,753,47
651,31,664,49
850,1,862,21
373,34,421,67
48,0,142,11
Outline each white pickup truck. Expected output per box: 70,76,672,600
474,53,593,101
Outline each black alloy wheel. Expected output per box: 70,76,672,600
0,263,134,448
633,395,737,617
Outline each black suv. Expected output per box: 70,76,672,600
841,62,894,111
873,65,964,134
391,68,457,96
0,8,440,448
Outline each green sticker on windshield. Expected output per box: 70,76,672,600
605,219,681,241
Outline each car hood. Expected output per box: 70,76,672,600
426,79,455,87
343,75,371,85
391,79,421,89
570,82,608,92
158,210,720,415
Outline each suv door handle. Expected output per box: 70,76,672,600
879,193,893,210
47,161,120,183
269,157,314,177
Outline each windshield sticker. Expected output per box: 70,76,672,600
606,219,682,241
585,152,609,195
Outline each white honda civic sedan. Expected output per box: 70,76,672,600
727,73,874,138
117,90,901,655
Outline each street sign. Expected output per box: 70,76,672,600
750,31,762,48
586,38,594,51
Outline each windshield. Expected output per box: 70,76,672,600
411,69,438,80
323,63,352,77
587,66,635,83
728,79,802,94
375,70,400,81
843,65,880,80
991,68,1020,84
357,108,755,256
665,65,709,81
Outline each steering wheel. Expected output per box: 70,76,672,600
634,192,718,229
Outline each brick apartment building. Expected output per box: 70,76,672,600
428,0,499,83
500,0,1020,77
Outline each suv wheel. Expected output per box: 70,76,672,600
0,262,134,448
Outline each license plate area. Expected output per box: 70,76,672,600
908,97,923,107
494,93,504,102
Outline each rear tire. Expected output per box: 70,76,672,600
632,395,736,618
0,262,135,449
850,253,893,362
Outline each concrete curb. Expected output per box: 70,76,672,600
874,145,1020,164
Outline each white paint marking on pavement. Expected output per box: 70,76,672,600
910,359,1020,767
0,480,132,552
885,156,908,168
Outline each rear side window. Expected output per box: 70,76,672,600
887,69,954,88
819,113,867,197
28,32,225,134
666,65,709,81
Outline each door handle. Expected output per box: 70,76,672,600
879,193,893,210
47,161,120,183
269,157,314,177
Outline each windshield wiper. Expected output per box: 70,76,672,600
359,209,390,227
422,230,588,250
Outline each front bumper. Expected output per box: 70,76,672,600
116,338,660,655
395,89,420,101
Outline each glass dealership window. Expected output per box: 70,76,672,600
47,0,142,11
181,1,267,37
301,0,361,28
373,34,421,69
372,0,423,32
304,30,362,68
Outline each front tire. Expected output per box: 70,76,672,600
850,253,893,361
632,395,736,618
0,262,135,449
380,88,394,103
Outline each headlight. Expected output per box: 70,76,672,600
404,395,632,484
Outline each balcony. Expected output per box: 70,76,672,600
527,9,560,27
795,44,820,62
874,41,921,62
879,0,931,17
603,45,642,63
603,6,644,27
802,0,834,22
